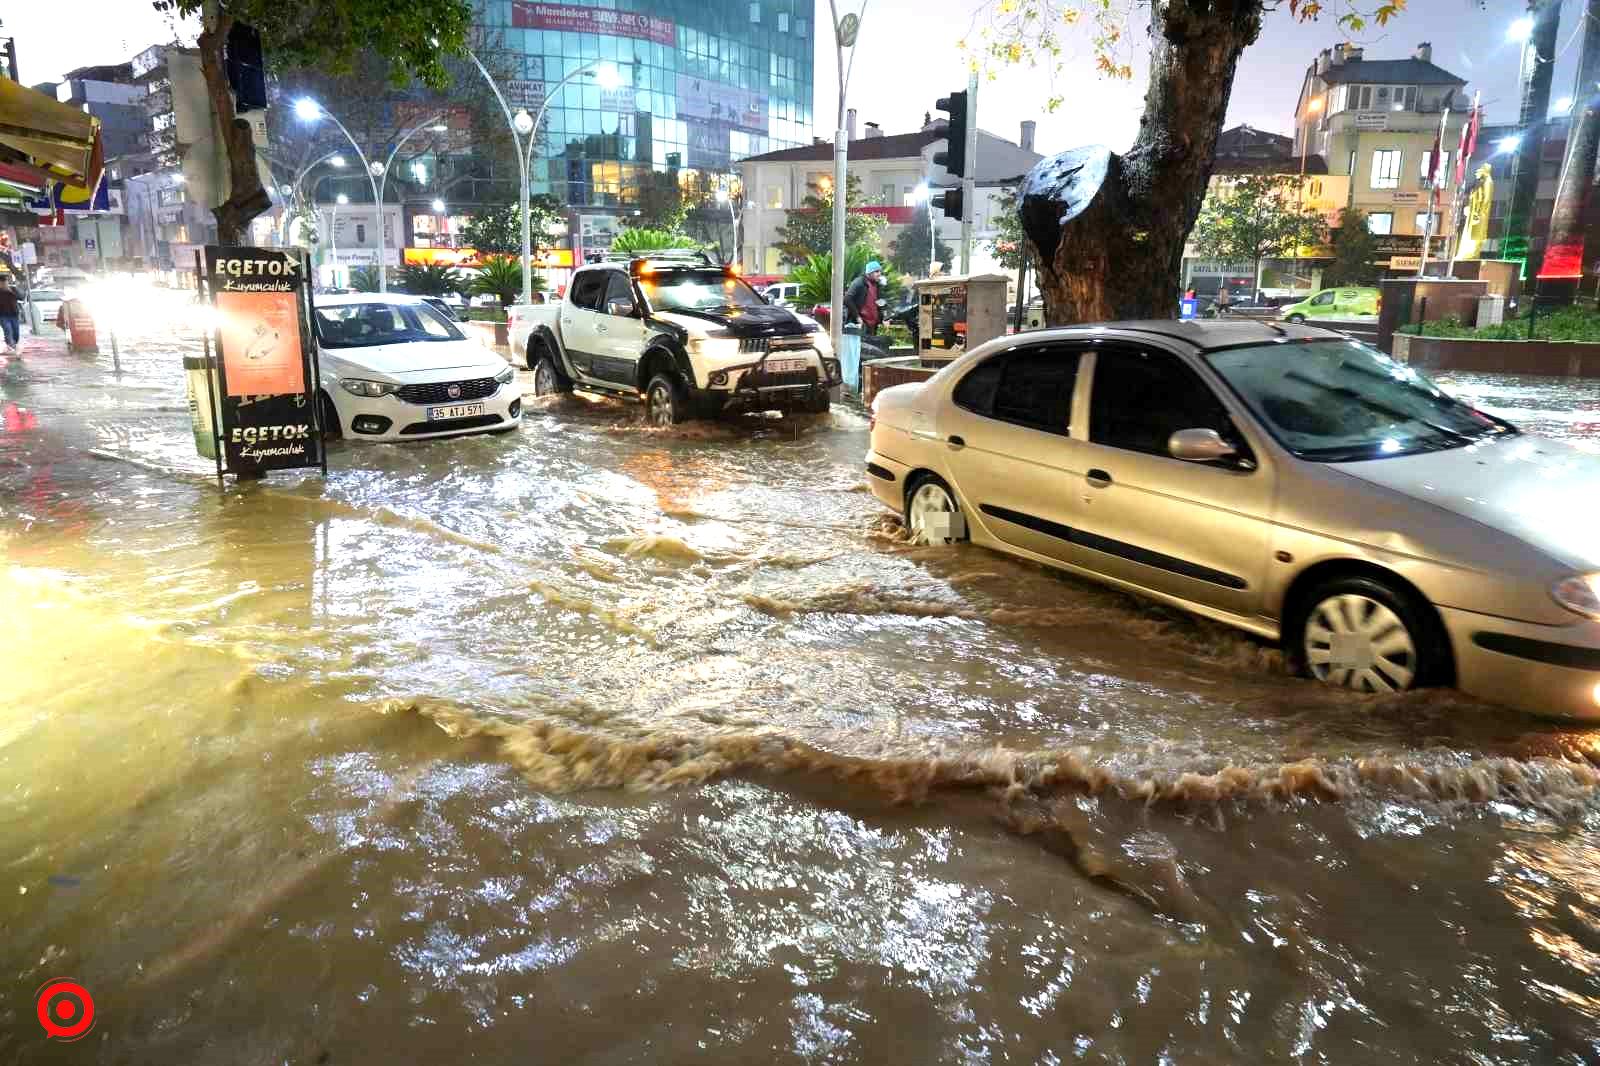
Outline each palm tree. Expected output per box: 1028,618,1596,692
610,227,703,255
398,262,466,297
471,255,537,308
792,244,892,305
350,264,382,293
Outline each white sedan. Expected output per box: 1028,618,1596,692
314,294,521,441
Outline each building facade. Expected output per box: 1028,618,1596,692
737,119,1042,278
1295,42,1468,270
472,0,814,211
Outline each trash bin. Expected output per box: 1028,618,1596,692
840,324,863,391
185,354,220,459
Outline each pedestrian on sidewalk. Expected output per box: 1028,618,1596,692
844,260,885,336
0,276,21,353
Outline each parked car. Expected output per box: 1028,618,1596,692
865,319,1600,720
1279,287,1379,322
508,251,841,423
762,281,801,306
25,288,63,325
420,296,461,321
312,294,520,441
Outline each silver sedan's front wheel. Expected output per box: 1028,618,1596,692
1302,592,1419,693
905,476,965,546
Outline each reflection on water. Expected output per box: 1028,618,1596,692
3,331,1600,1061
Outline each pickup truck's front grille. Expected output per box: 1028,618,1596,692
738,335,815,355
396,377,499,405
742,366,819,390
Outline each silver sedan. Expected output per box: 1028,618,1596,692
865,320,1600,720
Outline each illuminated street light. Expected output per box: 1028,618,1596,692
369,161,385,177
293,97,322,122
513,109,534,136
430,124,447,133
432,198,446,213
1509,16,1533,41
1497,135,1522,154
329,154,346,167
595,64,621,90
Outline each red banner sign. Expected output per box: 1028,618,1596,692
511,2,675,45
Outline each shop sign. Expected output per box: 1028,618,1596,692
1355,112,1388,131
200,246,326,480
511,2,675,45
1388,255,1422,270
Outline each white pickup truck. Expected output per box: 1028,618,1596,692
508,252,840,424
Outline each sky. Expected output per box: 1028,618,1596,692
4,0,1582,157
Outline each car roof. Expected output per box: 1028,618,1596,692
314,293,429,307
1011,319,1342,351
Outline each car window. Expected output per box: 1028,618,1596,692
1310,291,1335,306
639,269,766,312
569,271,610,312
604,273,636,316
314,301,465,348
1206,339,1515,462
952,345,1078,435
1089,348,1234,457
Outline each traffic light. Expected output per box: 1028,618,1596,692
935,187,964,220
932,90,969,178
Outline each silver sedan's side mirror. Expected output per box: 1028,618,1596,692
1168,428,1238,463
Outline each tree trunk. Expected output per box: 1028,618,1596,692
1504,0,1561,276
1021,0,1264,325
1554,0,1600,300
197,12,270,245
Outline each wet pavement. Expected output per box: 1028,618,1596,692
4,301,1600,1063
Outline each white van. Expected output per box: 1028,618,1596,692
761,282,800,307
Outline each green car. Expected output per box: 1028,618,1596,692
1279,286,1379,322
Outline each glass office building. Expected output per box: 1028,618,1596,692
475,0,815,208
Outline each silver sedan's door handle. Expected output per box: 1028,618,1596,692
595,323,609,333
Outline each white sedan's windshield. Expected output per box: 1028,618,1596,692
315,301,464,348
1207,340,1516,462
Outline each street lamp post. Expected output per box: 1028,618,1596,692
714,185,739,264
466,50,617,305
331,193,349,287
295,99,445,293
1297,95,1323,296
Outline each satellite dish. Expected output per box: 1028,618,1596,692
836,12,860,47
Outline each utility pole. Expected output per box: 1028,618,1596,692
1,36,19,82
826,2,865,363
959,71,978,274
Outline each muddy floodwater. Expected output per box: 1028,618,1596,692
4,313,1600,1063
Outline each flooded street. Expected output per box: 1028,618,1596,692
5,316,1600,1063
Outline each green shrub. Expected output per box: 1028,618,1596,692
1400,304,1600,341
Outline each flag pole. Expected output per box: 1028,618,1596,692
1418,97,1453,277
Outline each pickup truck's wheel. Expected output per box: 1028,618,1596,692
645,372,691,426
531,353,569,397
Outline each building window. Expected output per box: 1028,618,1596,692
1367,212,1393,235
765,185,782,209
356,223,367,244
880,182,895,203
1355,86,1372,109
778,11,789,31
796,18,808,37
1370,149,1402,189
749,2,759,22
1415,211,1437,233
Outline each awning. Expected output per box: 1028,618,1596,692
0,75,102,192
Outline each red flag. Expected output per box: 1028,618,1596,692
1455,105,1481,187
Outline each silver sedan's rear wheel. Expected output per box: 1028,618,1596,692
905,475,965,545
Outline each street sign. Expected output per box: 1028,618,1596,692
199,247,326,481
83,237,96,251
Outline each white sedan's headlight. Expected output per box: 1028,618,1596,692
340,378,399,398
1552,574,1600,620
495,365,515,385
